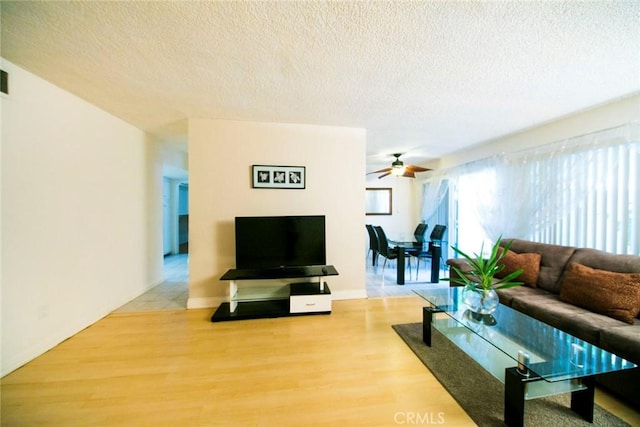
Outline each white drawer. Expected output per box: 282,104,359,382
290,294,332,313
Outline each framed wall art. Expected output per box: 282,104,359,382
252,165,306,189
365,187,392,215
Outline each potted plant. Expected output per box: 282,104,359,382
446,237,523,314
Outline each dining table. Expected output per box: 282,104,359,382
387,238,442,285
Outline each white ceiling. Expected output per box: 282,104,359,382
2,1,639,170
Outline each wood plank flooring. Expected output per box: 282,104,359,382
3,296,640,426
2,297,476,426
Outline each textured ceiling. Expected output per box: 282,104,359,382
2,1,639,170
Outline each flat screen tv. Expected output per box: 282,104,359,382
235,215,326,269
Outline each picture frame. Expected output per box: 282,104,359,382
365,187,392,215
252,165,306,189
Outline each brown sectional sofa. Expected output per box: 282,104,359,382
447,238,640,408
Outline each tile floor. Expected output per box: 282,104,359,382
365,253,449,297
113,252,449,312
114,254,189,312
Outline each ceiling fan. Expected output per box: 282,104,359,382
368,153,431,179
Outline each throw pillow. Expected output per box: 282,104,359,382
559,262,640,324
495,249,541,288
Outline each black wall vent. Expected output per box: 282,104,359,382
1,70,8,94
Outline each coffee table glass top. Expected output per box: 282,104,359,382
414,287,636,382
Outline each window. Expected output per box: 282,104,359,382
530,141,639,254
431,123,639,256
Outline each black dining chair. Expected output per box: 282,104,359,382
412,225,447,280
365,224,379,266
413,223,428,244
374,225,412,276
430,224,447,244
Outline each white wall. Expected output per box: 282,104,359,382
364,176,421,241
187,119,367,308
0,59,164,376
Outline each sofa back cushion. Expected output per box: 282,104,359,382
566,248,640,318
567,248,640,274
495,249,541,288
500,239,576,293
559,262,640,324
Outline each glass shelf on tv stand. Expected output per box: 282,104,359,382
231,285,290,303
222,265,338,313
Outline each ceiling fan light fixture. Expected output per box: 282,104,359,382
392,164,405,176
391,155,405,175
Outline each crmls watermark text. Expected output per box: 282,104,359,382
394,412,446,424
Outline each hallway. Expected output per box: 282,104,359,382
114,254,189,312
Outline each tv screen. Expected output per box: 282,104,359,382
235,215,326,269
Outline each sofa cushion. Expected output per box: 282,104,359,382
495,249,541,288
599,324,640,364
500,239,575,293
567,248,640,319
559,262,640,324
496,285,547,307
511,294,627,344
567,248,640,274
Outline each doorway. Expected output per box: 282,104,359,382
163,178,189,256
112,177,190,312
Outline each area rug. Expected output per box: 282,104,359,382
392,322,629,427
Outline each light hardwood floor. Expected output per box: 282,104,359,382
3,296,640,426
2,297,476,426
3,254,640,425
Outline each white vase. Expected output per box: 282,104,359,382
462,285,499,315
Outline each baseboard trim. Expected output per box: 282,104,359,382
187,296,225,309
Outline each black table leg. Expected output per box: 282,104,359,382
571,376,595,422
397,248,405,285
422,306,440,347
504,367,530,427
430,244,441,283
505,367,594,426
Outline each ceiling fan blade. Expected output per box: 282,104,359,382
402,171,416,178
368,167,392,174
378,172,392,179
405,165,431,173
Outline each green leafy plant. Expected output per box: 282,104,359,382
445,237,524,292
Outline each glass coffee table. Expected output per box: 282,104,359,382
414,287,636,427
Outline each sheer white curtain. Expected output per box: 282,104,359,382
418,172,449,223
437,122,640,255
421,159,497,254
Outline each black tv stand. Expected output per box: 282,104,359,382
211,265,338,322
